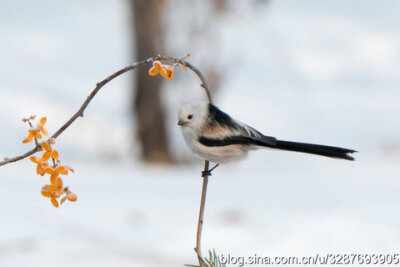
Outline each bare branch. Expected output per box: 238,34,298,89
1,146,40,166
0,55,212,167
194,160,210,266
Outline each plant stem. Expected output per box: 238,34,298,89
194,160,210,266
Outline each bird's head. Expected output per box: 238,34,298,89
177,100,208,131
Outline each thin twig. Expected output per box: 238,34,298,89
194,160,210,265
1,147,40,166
51,58,152,139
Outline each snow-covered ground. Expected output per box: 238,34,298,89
0,1,399,266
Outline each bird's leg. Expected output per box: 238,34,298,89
201,164,219,177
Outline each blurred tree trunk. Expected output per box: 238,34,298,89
131,0,172,163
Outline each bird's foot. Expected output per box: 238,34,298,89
202,164,219,177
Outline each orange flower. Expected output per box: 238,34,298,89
30,156,49,176
41,141,59,160
49,165,74,175
41,177,64,197
51,197,59,208
163,65,174,79
46,166,74,182
37,117,48,136
149,60,162,76
149,60,174,80
23,129,42,143
22,115,77,208
61,189,77,204
22,117,48,143
41,179,77,207
37,163,49,176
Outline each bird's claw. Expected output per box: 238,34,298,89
201,164,219,177
202,170,212,177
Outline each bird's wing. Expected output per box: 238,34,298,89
199,104,276,146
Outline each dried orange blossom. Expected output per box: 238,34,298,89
148,60,174,80
30,156,49,176
22,116,77,208
22,116,48,143
41,141,59,160
61,188,77,204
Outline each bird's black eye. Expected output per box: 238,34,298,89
187,114,193,120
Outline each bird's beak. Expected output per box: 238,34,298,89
177,120,184,126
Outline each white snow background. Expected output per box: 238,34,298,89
0,1,399,266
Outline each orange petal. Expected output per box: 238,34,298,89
66,166,74,173
51,150,59,160
50,173,58,185
55,177,63,188
149,67,159,76
166,70,174,79
36,164,45,176
153,60,162,69
40,117,47,126
55,166,71,175
22,134,34,143
30,156,38,163
51,197,59,208
67,192,77,202
42,184,57,192
41,141,51,152
34,131,42,139
41,185,53,196
47,185,58,191
42,184,51,191
159,66,168,78
41,190,52,198
165,66,174,79
55,166,65,174
45,167,55,175
60,195,67,204
40,127,48,136
42,152,51,162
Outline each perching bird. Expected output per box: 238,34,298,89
177,100,356,163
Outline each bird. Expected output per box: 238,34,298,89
177,100,356,163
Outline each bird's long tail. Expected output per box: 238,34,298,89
263,138,356,160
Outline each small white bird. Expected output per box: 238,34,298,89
177,100,356,163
